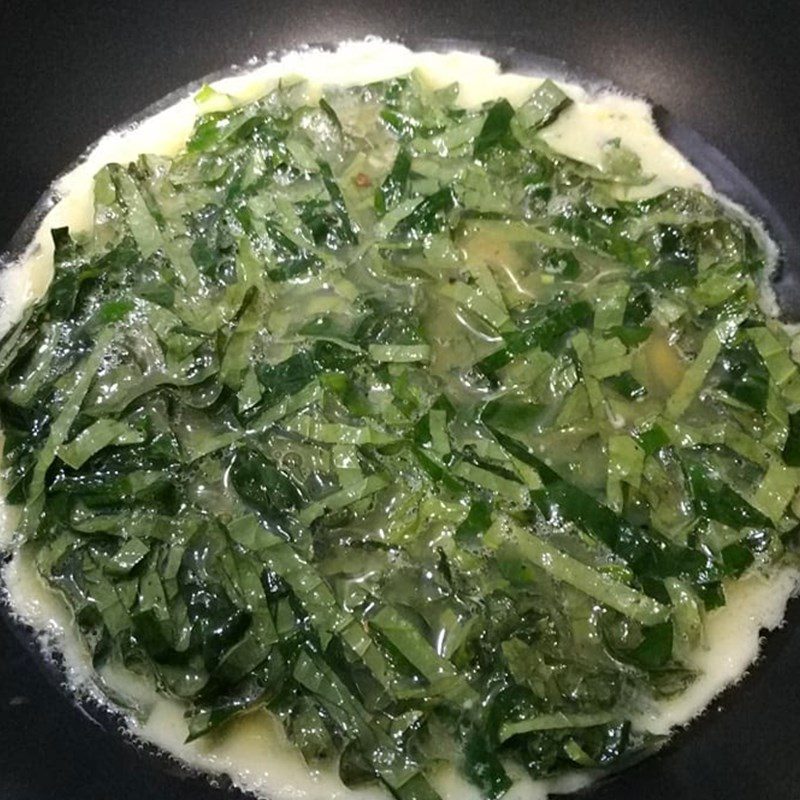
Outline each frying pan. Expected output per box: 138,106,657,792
2,2,800,798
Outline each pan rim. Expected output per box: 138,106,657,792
1,35,799,800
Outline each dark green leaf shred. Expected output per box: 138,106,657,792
0,68,796,800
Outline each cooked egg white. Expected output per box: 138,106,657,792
1,38,797,800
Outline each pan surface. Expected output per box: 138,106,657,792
1,2,800,799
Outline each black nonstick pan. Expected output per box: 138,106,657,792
2,2,800,799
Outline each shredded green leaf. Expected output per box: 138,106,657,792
1,69,796,799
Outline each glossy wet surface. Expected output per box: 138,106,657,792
2,3,800,800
